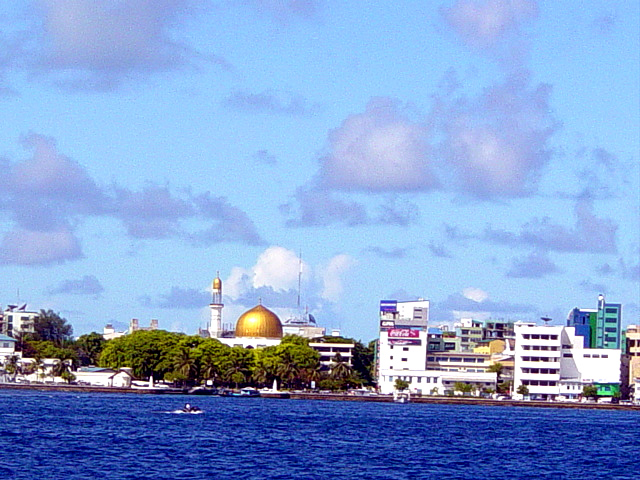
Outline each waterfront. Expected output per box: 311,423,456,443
1,389,637,479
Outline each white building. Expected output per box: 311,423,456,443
0,305,38,338
0,334,17,363
74,367,134,387
513,321,621,400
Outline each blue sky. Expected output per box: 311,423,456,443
0,1,637,341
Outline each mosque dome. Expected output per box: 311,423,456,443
213,276,222,290
235,304,283,338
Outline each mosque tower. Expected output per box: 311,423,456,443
208,272,223,338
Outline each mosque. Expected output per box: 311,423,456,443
202,273,325,349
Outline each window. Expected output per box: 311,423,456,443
401,358,408,362
403,347,409,351
563,353,573,358
390,356,394,360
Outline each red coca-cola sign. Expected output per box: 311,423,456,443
388,328,419,338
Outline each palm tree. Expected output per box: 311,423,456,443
330,353,352,381
172,346,197,386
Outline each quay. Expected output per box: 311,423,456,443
2,383,640,411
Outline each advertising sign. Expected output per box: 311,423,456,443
389,339,422,346
380,300,397,313
380,320,395,328
388,328,419,338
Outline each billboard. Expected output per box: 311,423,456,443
380,320,395,329
380,300,397,313
389,339,422,346
388,328,420,338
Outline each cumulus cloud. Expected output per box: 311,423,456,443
224,247,309,300
506,251,559,278
48,275,104,295
320,97,435,192
437,74,557,198
485,196,618,254
33,0,209,90
114,185,193,239
463,287,489,303
442,0,538,63
223,246,354,308
281,187,370,227
319,254,356,303
0,228,83,266
223,90,316,116
439,290,533,315
149,286,211,309
0,133,265,265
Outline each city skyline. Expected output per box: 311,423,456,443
0,1,637,340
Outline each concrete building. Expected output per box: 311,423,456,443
0,334,17,364
513,321,621,400
455,318,484,351
103,318,159,340
567,294,622,349
0,305,37,338
623,325,640,401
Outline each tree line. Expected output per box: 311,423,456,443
2,310,376,391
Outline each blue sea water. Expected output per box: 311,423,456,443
0,389,637,480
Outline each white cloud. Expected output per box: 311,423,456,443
462,287,489,303
320,254,356,302
321,97,435,192
442,0,538,62
253,246,308,291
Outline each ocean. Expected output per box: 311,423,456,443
0,389,636,480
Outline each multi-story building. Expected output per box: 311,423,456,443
308,339,355,369
377,299,497,395
595,295,621,349
426,327,460,353
483,320,515,341
455,318,484,351
623,325,640,400
567,294,621,349
513,321,621,400
0,305,37,338
377,299,429,393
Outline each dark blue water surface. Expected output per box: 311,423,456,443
0,389,637,480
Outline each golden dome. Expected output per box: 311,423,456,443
235,304,283,338
213,276,222,290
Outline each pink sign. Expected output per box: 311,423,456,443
388,328,419,338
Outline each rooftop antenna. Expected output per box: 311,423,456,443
297,250,302,313
541,316,552,325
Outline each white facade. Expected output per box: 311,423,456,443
513,322,621,400
75,367,133,387
216,337,281,349
0,306,37,338
0,334,17,363
378,299,430,394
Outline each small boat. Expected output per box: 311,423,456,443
239,387,260,397
393,391,411,404
173,403,203,414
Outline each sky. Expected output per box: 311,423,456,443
0,0,638,341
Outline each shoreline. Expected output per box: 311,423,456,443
2,382,639,411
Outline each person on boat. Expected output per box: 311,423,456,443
183,403,200,413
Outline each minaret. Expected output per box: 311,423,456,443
208,272,224,338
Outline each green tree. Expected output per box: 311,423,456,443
222,347,254,388
583,384,598,399
394,378,409,391
516,384,529,396
488,362,504,383
100,330,180,380
31,310,74,347
75,333,106,366
329,353,352,381
454,382,474,395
